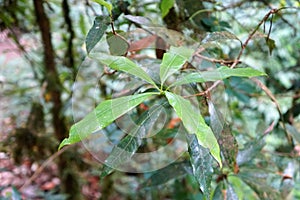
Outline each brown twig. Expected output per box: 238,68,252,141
188,8,288,98
251,77,293,145
195,54,241,66
19,145,72,190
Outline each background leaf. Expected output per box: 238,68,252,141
236,136,265,166
59,92,157,149
238,168,281,199
171,66,266,87
265,37,276,55
92,0,113,15
140,161,192,188
85,16,110,54
285,123,300,143
91,53,158,88
101,103,167,177
106,33,129,56
160,0,175,18
186,134,213,199
209,99,238,170
226,182,239,200
202,31,241,45
124,15,153,26
165,92,222,167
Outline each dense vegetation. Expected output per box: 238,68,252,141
0,0,299,199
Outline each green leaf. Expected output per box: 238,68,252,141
170,66,267,87
226,182,239,200
160,0,174,18
86,16,110,54
187,134,213,199
238,168,280,199
213,181,239,200
265,37,276,55
92,0,113,15
208,101,238,170
160,47,193,87
106,33,129,56
212,182,224,199
101,103,167,177
165,92,222,167
236,136,265,166
140,161,192,188
90,53,158,88
228,176,258,200
286,123,300,143
59,92,157,149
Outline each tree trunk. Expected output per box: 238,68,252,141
32,1,81,199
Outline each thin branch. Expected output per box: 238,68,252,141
195,53,241,66
251,77,293,145
189,8,288,98
19,145,72,190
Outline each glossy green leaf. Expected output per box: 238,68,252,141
59,92,157,149
160,47,193,87
165,92,222,167
106,34,129,56
186,134,213,199
213,182,224,199
228,176,258,200
285,123,300,143
213,181,239,200
100,104,166,177
140,161,192,188
91,53,158,88
92,0,113,15
208,101,238,170
226,182,239,200
160,0,174,18
85,16,110,54
238,168,280,199
236,136,265,166
170,66,267,87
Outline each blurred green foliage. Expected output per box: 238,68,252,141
0,0,299,199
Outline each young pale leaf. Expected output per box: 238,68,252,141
160,0,175,18
91,53,158,88
92,0,113,15
59,92,157,149
101,104,166,177
187,134,213,199
86,16,110,54
160,47,193,87
165,92,222,167
140,161,192,188
170,66,267,87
